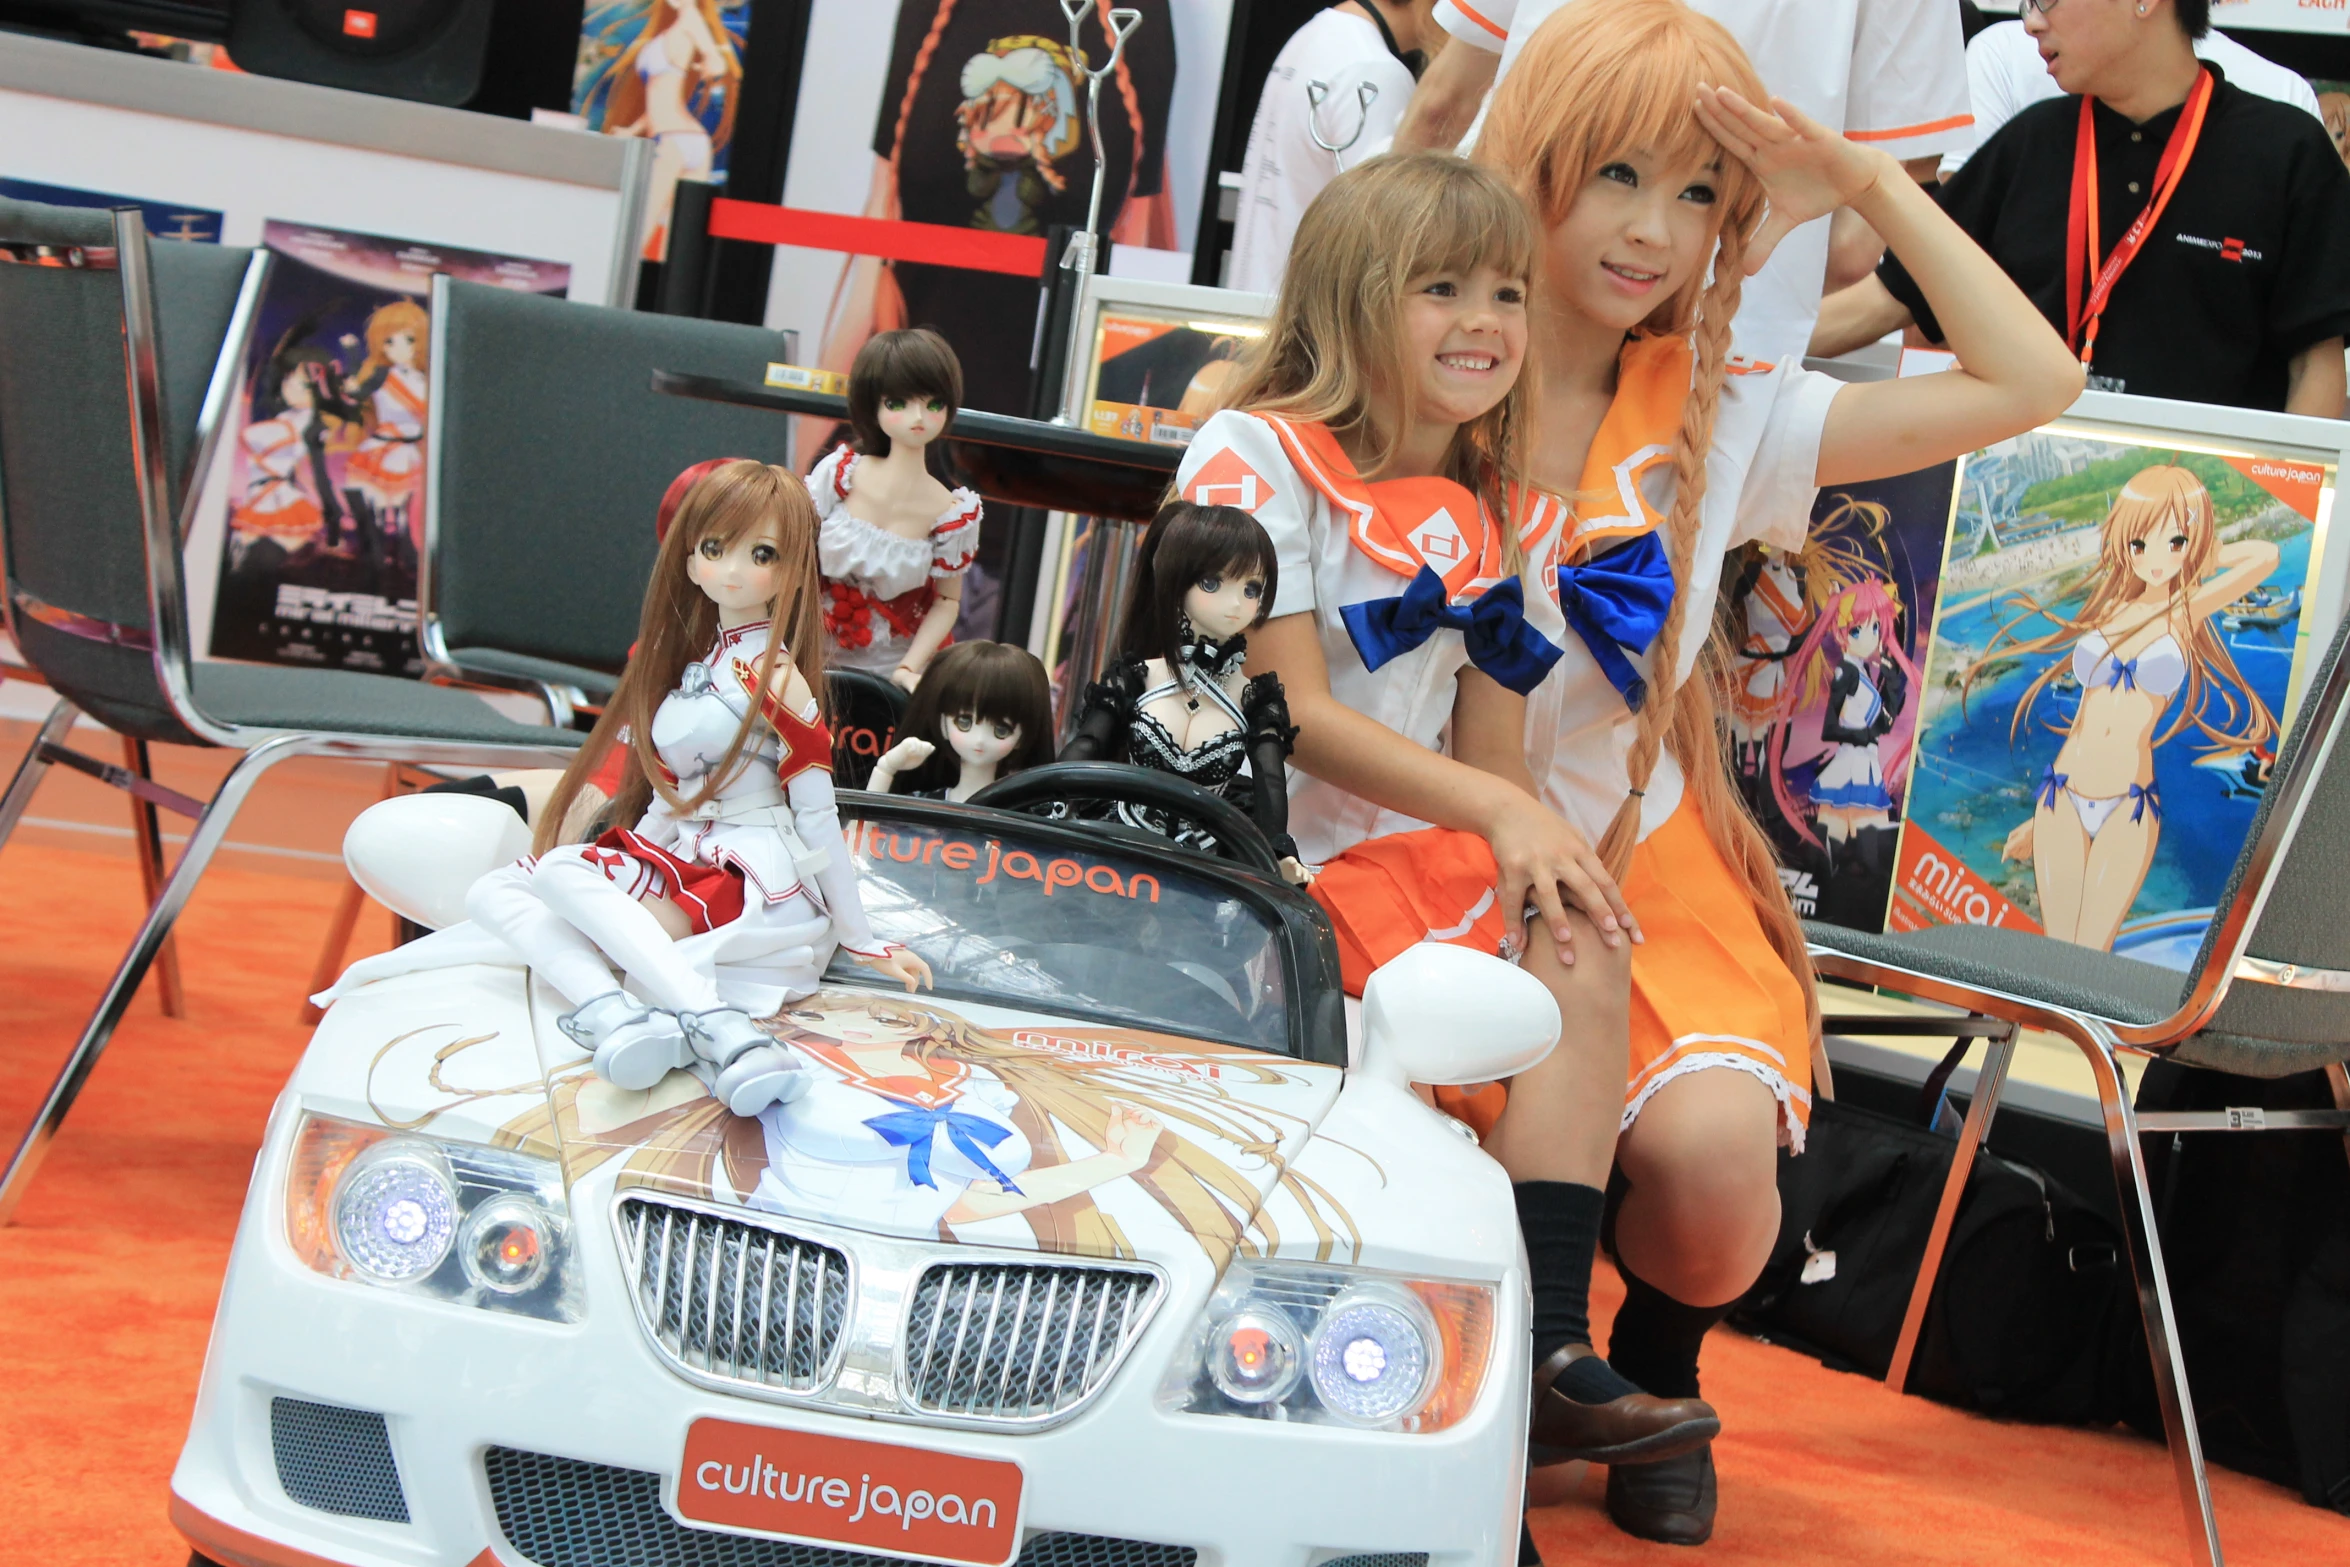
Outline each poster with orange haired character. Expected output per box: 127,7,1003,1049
1890,426,2335,965
208,221,569,676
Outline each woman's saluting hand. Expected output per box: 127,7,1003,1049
1691,85,1890,277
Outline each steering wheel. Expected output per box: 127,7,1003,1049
967,761,1286,878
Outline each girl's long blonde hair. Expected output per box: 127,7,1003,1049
1481,0,1817,1041
1218,152,1539,558
534,460,827,854
1963,463,2279,756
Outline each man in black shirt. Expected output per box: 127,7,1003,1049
1813,0,2350,416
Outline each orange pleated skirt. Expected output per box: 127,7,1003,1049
1309,805,1812,1150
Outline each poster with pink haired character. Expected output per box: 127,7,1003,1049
1723,460,1960,931
208,221,569,676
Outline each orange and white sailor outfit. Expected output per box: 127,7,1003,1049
228,409,326,542
320,621,900,1018
809,447,983,676
1172,409,1567,990
343,363,427,503
1522,334,1842,1151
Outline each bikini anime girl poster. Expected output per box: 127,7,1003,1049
207,222,570,677
1724,461,1960,932
571,1,752,262
1888,428,2334,967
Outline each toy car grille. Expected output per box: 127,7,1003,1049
270,1397,410,1523
483,1446,1197,1567
1319,1557,1430,1567
618,1196,850,1394
901,1261,1161,1422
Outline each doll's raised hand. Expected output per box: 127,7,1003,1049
852,945,934,992
2001,818,2035,863
874,735,934,779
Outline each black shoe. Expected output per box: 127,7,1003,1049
1606,1442,1716,1546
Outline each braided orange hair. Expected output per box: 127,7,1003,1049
1480,0,1817,1044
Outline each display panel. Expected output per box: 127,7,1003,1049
571,0,753,262
1080,303,1265,450
1887,421,2337,966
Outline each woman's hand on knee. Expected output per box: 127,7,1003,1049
1483,793,1641,965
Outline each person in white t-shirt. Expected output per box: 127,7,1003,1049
1228,2,1436,294
1397,0,1972,364
1940,17,2319,178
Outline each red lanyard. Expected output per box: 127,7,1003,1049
2064,68,2213,368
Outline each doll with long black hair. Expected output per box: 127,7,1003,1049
869,640,1056,801
1063,501,1305,883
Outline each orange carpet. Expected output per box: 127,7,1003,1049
0,836,2344,1564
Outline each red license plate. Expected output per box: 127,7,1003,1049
676,1417,1024,1566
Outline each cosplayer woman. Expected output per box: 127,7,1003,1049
321,462,930,1116
1174,152,1716,1470
811,329,984,689
1063,501,1305,879
1973,465,2278,951
1476,0,2083,1539
869,639,1056,801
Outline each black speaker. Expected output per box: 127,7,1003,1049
226,0,495,105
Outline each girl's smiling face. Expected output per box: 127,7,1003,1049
2128,523,2194,591
685,521,785,613
780,1004,923,1048
1546,144,1722,334
1397,262,1528,429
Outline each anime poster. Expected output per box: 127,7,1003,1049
0,176,221,243
1890,429,2333,966
572,0,752,262
1083,309,1263,449
1725,462,1961,930
207,222,570,677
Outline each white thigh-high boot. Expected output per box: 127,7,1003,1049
468,857,691,1090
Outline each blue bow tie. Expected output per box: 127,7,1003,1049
863,1107,1024,1194
1557,531,1675,712
1340,567,1563,696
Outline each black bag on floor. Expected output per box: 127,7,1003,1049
1732,1044,2129,1423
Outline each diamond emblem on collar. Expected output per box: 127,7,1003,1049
1186,447,1277,514
1412,506,1467,567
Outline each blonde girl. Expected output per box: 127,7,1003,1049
1972,465,2278,950
1478,0,2081,1540
1175,152,1716,1470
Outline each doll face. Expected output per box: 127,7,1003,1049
384,330,418,369
943,710,1024,770
1547,145,1721,335
1398,263,1527,428
686,521,785,614
879,394,949,451
2127,523,2193,591
777,1001,924,1048
1184,564,1265,641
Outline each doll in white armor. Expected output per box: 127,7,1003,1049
810,328,983,692
866,640,1055,801
447,461,930,1115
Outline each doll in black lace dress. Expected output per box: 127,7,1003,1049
1064,502,1306,884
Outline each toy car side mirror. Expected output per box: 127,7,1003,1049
343,792,531,931
1356,944,1560,1087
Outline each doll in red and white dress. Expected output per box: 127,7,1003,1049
810,328,982,691
321,461,931,1117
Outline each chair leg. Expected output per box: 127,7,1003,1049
121,735,186,1018
298,763,403,1026
2079,1024,2224,1567
0,697,77,856
1885,1030,2016,1392
0,740,295,1229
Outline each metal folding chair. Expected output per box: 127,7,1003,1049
0,199,581,1226
1806,610,2350,1567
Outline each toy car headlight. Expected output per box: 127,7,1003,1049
286,1113,581,1323
1164,1261,1493,1434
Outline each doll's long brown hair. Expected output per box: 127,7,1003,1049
1218,152,1537,563
1481,0,1817,1042
534,460,827,854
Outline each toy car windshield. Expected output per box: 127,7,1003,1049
831,806,1292,1054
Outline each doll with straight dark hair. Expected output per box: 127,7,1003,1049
1063,501,1305,883
812,327,983,690
870,640,1056,801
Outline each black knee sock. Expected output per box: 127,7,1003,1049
1607,1262,1738,1401
422,773,531,824
1516,1181,1638,1403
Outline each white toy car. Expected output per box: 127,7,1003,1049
171,779,1556,1567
